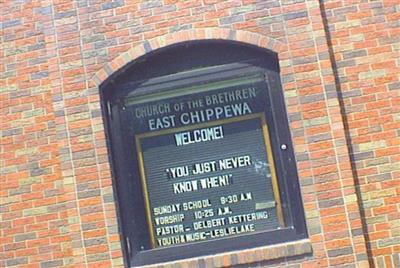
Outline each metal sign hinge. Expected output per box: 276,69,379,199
107,101,112,120
126,236,131,256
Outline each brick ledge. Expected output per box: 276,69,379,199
140,238,312,268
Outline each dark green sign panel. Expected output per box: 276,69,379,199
129,75,285,248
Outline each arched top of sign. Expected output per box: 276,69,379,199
101,40,279,91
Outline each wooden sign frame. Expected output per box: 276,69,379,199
100,41,307,267
135,113,285,248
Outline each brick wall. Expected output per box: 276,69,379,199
322,1,400,267
0,0,398,267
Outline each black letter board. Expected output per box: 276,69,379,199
129,74,285,248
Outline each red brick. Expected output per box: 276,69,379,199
1,1,398,267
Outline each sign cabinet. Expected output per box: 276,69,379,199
101,41,307,267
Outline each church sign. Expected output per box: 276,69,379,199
102,44,307,266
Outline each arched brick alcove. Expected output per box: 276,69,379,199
92,28,287,86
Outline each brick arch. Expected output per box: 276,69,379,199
92,28,287,86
